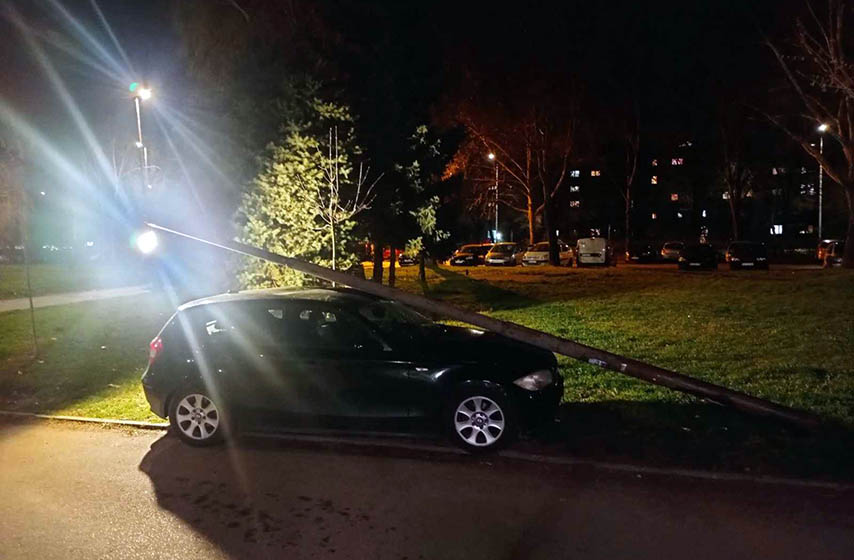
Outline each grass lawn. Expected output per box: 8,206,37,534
0,292,174,422
1,263,852,478
0,263,147,299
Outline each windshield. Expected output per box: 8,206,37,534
664,242,683,250
490,244,515,254
533,242,549,251
457,244,480,254
358,300,433,333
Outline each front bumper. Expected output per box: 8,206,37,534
486,258,513,265
512,376,564,428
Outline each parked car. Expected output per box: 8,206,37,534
678,244,718,270
521,241,573,266
625,241,657,263
725,241,769,270
660,241,685,261
449,243,492,266
485,242,523,266
397,253,417,266
823,240,845,268
141,288,562,452
575,237,612,266
817,239,840,261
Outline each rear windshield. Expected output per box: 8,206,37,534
730,243,765,256
664,242,684,249
458,244,480,253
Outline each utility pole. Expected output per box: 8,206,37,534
818,123,827,238
488,152,498,240
130,83,152,192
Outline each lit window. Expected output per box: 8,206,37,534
651,159,658,167
671,158,684,166
569,200,581,208
670,193,679,201
701,209,707,218
570,185,580,192
677,212,683,218
651,213,657,220
722,192,730,200
651,176,658,185
746,190,754,198
591,170,601,177
570,170,580,177
770,224,783,235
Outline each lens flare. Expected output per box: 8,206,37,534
135,230,158,254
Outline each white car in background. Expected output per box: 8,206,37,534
521,241,573,266
575,237,613,266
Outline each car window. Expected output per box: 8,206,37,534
196,302,285,349
287,305,381,353
534,242,549,250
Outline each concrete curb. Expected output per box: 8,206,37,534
2,409,852,491
0,410,168,430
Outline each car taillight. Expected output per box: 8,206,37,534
148,336,163,365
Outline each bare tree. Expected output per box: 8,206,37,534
621,107,640,245
766,0,854,267
448,107,575,264
313,127,376,270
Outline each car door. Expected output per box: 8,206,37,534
274,303,417,420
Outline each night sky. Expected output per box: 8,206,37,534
0,0,806,231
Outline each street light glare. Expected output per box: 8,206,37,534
136,230,158,254
138,87,152,101
818,123,829,132
487,152,496,161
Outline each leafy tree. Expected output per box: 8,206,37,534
237,86,362,287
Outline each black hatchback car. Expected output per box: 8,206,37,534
142,288,562,452
678,244,718,270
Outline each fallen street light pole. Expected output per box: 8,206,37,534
146,222,822,429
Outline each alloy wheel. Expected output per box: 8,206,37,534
175,393,220,441
454,396,505,447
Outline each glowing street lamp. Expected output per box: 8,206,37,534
817,123,828,238
135,230,158,254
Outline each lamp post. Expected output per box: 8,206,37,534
130,83,152,191
487,152,498,240
817,123,828,238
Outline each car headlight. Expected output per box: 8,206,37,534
513,369,553,391
731,257,740,262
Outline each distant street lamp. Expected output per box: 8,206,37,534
817,123,828,238
487,153,498,240
130,83,152,191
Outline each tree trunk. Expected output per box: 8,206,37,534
330,220,337,271
526,193,535,246
843,184,854,268
728,196,740,240
624,183,631,244
418,250,426,283
388,245,397,287
541,181,559,265
372,239,383,283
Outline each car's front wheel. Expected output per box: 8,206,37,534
170,387,227,446
446,384,515,452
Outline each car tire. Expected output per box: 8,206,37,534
445,383,516,453
169,385,228,446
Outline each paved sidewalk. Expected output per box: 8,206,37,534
0,285,149,313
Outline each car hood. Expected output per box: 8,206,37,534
396,325,556,372
523,251,549,258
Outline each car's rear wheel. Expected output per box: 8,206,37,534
446,384,515,453
170,387,227,446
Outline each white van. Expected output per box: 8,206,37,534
576,237,612,266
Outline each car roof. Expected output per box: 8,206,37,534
178,287,382,312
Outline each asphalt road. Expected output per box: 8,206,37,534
1,419,852,560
